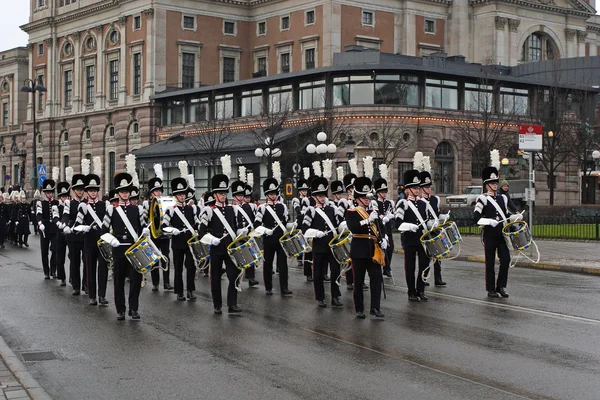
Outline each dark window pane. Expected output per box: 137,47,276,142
182,52,195,89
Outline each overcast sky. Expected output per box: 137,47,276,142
0,1,598,53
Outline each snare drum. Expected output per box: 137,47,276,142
279,229,311,258
502,221,532,251
187,235,210,265
97,238,114,268
248,229,264,253
227,236,263,270
420,228,453,259
329,230,352,265
441,221,462,245
125,237,161,274
150,196,175,239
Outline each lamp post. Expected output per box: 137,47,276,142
20,78,47,190
306,131,337,160
254,137,281,179
501,157,509,178
343,134,356,159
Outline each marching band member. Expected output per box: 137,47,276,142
255,162,293,297
301,175,343,308
0,192,7,249
7,189,18,245
53,179,71,286
294,172,312,281
373,163,395,278
103,172,148,320
474,150,520,298
231,173,258,287
75,158,109,306
338,160,361,291
199,160,242,314
37,171,59,281
395,155,429,302
15,191,31,248
145,164,174,293
419,157,447,287
30,190,40,235
164,161,197,302
61,166,88,296
346,175,385,319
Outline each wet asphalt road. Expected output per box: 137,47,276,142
1,238,600,400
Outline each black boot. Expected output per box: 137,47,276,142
497,287,509,298
487,291,500,298
89,298,98,306
249,279,259,287
187,291,197,301
117,312,126,321
418,292,428,301
228,305,242,313
331,297,343,308
408,293,420,302
356,311,366,319
370,308,384,318
317,300,327,308
177,294,186,301
99,297,109,306
130,310,140,320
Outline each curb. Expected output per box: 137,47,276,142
393,249,600,276
0,336,52,400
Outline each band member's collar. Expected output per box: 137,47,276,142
421,193,430,200
176,201,184,207
267,200,277,206
215,201,225,208
486,191,496,197
407,195,416,201
118,200,130,207
233,199,242,206
88,198,98,204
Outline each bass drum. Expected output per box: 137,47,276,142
150,196,175,239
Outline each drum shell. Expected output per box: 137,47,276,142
150,196,176,239
420,228,453,259
248,230,264,253
329,230,352,265
441,221,462,245
125,238,161,274
279,229,311,258
502,221,532,251
227,236,263,269
188,235,210,263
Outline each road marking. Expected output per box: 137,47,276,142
302,327,554,400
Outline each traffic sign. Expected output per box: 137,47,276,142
39,175,46,187
285,183,293,196
4,175,9,181
518,125,543,151
292,163,301,174
37,164,47,176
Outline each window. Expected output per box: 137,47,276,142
63,131,69,142
374,74,419,106
64,70,73,107
281,16,290,30
108,152,115,190
63,156,70,178
64,42,73,56
300,80,325,109
434,142,454,194
164,100,184,125
241,90,263,117
257,21,266,35
85,153,91,162
183,16,195,30
84,128,91,140
500,87,528,115
109,126,115,137
2,103,8,127
268,85,292,114
86,37,95,51
109,31,119,44
85,65,95,104
521,33,556,62
182,52,195,89
132,122,139,134
37,74,44,110
187,97,209,122
464,83,493,112
133,15,141,30
224,21,236,35
362,11,374,26
38,0,45,7
425,19,436,34
109,60,119,100
257,57,267,73
38,43,44,56
425,79,458,110
133,53,142,94
280,53,290,73
222,57,236,83
305,10,315,25
215,94,234,119
398,162,413,184
305,48,315,69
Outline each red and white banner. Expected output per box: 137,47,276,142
518,124,543,151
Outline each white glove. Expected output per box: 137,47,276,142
382,214,392,224
63,226,72,234
265,228,274,236
142,227,150,236
292,198,300,209
237,227,249,236
211,237,221,246
110,238,121,248
15,221,19,226
490,220,499,227
439,213,450,224
509,213,523,222
426,220,435,230
409,223,419,232
315,230,326,238
81,225,91,233
56,222,63,229
39,224,45,232
368,210,379,222
171,228,181,236
381,237,388,250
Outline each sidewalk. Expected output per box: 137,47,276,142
392,233,600,275
0,337,51,400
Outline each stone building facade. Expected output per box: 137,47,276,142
17,0,600,193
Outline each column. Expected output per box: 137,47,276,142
508,19,520,65
95,25,104,109
118,16,127,106
321,2,341,66
577,30,587,57
448,0,470,57
72,32,81,112
494,17,507,65
565,28,576,58
402,12,416,56
26,44,33,121
143,8,155,102
45,38,54,118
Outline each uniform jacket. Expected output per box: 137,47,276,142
474,193,511,237
395,198,427,247
164,204,197,250
346,207,376,259
255,202,288,244
301,203,340,254
103,204,144,257
75,200,107,246
37,199,59,235
198,204,237,255
62,199,84,242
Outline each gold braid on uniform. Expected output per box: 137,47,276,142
353,208,386,267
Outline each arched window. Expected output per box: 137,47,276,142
434,141,454,194
132,122,139,134
63,130,69,142
522,32,556,62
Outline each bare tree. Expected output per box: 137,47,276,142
357,111,412,168
572,119,600,178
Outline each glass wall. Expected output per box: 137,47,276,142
464,83,493,112
500,88,529,115
425,79,458,110
241,90,263,117
268,85,293,114
215,94,234,119
188,97,209,123
299,80,325,110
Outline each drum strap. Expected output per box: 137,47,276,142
213,207,236,240
421,199,439,224
315,207,336,234
173,206,196,235
115,206,139,242
234,205,254,229
486,196,508,223
86,204,103,228
406,201,427,230
266,205,287,233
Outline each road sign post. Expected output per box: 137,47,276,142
519,125,542,257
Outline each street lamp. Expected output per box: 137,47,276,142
20,78,47,190
343,134,356,159
306,131,337,159
501,157,509,177
255,137,281,178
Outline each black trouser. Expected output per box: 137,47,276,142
346,269,354,285
434,260,443,283
352,258,381,312
313,252,341,301
55,233,67,280
483,234,510,292
263,242,289,292
383,239,394,273
404,244,429,295
210,253,238,309
245,265,256,280
0,219,6,245
85,244,108,299
173,248,196,295
68,240,85,291
150,238,171,287
40,232,57,277
301,252,312,277
113,254,142,314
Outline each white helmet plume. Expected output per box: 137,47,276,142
413,152,424,172
378,163,389,182
93,156,102,176
303,167,310,180
178,160,188,178
52,167,60,181
220,154,232,178
65,167,74,183
238,166,247,183
490,149,500,170
247,172,254,186
272,161,282,183
422,156,432,174
336,166,344,181
312,161,322,177
348,158,358,175
362,156,374,179
187,174,195,191
322,159,333,180
81,159,91,176
153,163,163,180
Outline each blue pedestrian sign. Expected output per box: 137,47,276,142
37,164,47,176
39,175,46,187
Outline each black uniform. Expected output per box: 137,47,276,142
62,199,86,292
346,207,382,313
336,197,356,287
199,204,239,310
15,202,31,246
474,193,511,292
421,195,444,284
395,197,429,297
301,203,342,303
144,199,172,290
293,196,312,278
52,199,69,282
103,203,144,315
76,200,109,301
0,200,7,247
164,203,197,297
234,202,257,281
377,197,395,274
37,198,59,278
255,202,290,293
